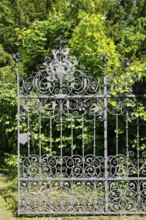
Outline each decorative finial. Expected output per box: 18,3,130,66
101,53,109,63
122,58,131,67
54,36,68,48
13,52,21,63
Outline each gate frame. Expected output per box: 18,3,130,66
13,50,146,215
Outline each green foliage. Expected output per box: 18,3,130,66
0,0,16,51
0,45,17,156
4,153,17,177
16,13,73,68
14,0,52,25
70,12,121,75
0,0,146,166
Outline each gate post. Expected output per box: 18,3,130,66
13,53,21,215
102,54,109,212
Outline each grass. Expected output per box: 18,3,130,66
0,173,146,220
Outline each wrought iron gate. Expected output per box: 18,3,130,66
14,49,146,215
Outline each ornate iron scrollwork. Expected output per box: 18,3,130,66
16,48,146,215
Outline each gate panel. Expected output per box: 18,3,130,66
15,50,146,215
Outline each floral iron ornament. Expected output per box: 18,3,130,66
18,48,105,120
21,48,99,95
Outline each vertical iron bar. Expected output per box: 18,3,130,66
71,117,74,206
82,114,85,163
60,76,63,93
16,61,20,215
93,180,97,211
103,63,108,212
71,117,74,156
60,102,63,173
93,114,96,156
126,111,129,177
137,117,140,211
116,114,119,155
27,112,30,156
50,116,52,156
59,53,63,212
49,116,53,208
60,101,63,211
59,52,63,94
39,115,42,158
39,114,42,180
82,114,85,196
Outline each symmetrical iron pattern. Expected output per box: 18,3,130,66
16,49,146,215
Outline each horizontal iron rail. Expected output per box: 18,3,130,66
19,177,146,181
19,94,146,99
18,211,146,215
